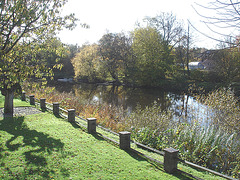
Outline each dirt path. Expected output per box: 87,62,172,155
0,107,42,117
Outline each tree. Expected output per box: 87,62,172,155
131,26,166,86
193,0,240,45
34,37,75,78
72,44,105,82
98,32,132,84
0,0,77,115
144,13,186,79
145,12,184,52
59,44,79,77
211,48,240,81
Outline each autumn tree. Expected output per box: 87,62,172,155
98,32,133,84
0,0,77,115
211,48,240,81
72,44,105,82
145,12,184,54
131,26,166,86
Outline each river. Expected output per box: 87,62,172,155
53,82,209,124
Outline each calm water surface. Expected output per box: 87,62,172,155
54,82,209,124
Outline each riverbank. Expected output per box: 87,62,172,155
22,84,240,178
54,76,237,95
0,95,227,179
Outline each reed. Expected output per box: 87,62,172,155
23,82,240,178
196,87,240,133
23,83,126,132
131,120,239,177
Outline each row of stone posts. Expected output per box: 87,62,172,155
22,92,179,174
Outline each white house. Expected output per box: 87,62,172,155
57,78,73,82
188,62,204,70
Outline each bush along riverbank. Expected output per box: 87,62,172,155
0,110,181,179
24,84,240,178
0,93,230,180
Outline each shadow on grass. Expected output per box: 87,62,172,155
123,149,196,180
0,116,70,179
70,121,105,141
69,121,82,129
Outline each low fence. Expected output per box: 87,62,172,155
22,92,237,180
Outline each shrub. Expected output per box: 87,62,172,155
24,82,240,177
196,87,240,133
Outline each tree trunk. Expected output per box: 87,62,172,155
186,24,190,77
4,89,14,116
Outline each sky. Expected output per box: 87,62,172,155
57,0,234,49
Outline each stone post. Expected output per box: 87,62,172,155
21,91,26,101
87,118,97,134
53,102,59,115
68,109,75,122
40,98,46,111
29,95,35,105
119,131,131,150
163,148,179,173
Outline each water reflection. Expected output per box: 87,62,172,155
53,82,211,124
54,82,186,112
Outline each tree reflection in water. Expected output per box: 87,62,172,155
52,82,209,125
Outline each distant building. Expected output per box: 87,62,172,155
198,50,217,70
188,62,204,70
201,59,216,70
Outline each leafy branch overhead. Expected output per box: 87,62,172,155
0,0,78,56
0,0,78,114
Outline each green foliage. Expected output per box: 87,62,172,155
211,48,240,82
99,32,133,83
0,0,78,114
58,44,79,77
144,12,184,78
189,70,206,82
175,124,240,177
131,27,167,86
130,88,240,177
126,102,173,131
34,37,68,70
72,44,105,82
196,87,240,132
71,13,185,87
131,119,240,177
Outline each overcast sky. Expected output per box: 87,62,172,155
57,0,233,49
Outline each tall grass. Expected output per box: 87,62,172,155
24,82,240,178
195,87,240,133
129,88,240,178
131,122,240,177
23,83,126,132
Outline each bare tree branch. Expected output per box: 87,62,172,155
192,0,240,46
188,20,238,47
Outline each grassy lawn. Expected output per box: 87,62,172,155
0,95,226,179
0,95,31,108
0,113,183,180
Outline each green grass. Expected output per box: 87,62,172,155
0,95,31,108
0,112,226,180
0,113,180,180
0,94,227,179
